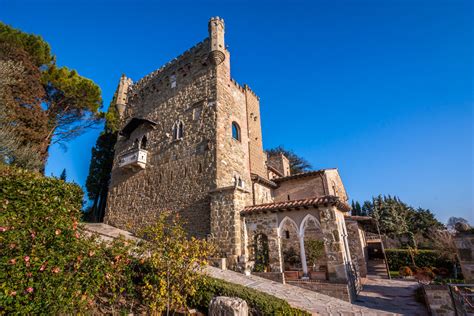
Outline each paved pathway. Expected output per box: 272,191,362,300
355,278,428,315
83,223,428,315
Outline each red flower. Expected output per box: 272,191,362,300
30,231,36,239
51,267,60,274
9,259,16,265
26,287,33,293
10,291,17,296
0,226,7,232
39,263,47,271
24,256,30,262
55,229,61,235
75,232,80,239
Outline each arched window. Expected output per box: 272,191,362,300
140,135,147,150
231,122,240,141
172,120,184,140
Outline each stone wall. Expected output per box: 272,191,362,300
324,169,348,202
345,219,368,277
273,175,326,202
243,212,282,272
210,187,250,263
267,153,290,177
286,280,351,302
423,285,455,316
105,38,218,238
453,232,474,282
245,87,268,179
252,182,273,205
252,272,285,283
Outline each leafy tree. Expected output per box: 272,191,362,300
0,42,48,169
137,212,214,314
446,217,470,232
0,22,102,168
59,168,67,181
355,195,444,247
267,146,312,174
304,239,325,269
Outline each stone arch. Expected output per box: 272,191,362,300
299,214,321,236
278,216,300,238
279,216,302,272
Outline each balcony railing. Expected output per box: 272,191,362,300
118,149,148,169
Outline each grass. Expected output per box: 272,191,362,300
389,271,400,278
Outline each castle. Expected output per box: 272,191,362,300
104,18,370,298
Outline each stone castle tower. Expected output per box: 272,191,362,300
104,17,270,262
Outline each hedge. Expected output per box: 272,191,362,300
385,249,455,272
189,276,310,315
0,166,135,314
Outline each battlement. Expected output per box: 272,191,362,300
209,16,225,23
128,38,210,96
243,84,260,100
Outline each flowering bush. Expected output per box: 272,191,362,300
399,266,413,277
0,166,136,314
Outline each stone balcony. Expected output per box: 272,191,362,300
118,149,148,170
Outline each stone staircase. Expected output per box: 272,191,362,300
367,259,389,279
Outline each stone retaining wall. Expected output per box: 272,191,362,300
422,285,455,316
287,279,351,302
252,272,285,283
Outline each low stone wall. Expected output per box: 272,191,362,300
252,272,285,283
422,285,455,316
286,279,351,302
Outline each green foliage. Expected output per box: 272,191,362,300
266,146,312,174
136,212,214,314
189,277,310,316
355,195,445,246
0,22,103,163
84,90,120,221
0,166,136,314
0,22,53,67
59,168,66,181
385,249,455,273
253,233,269,272
304,239,325,268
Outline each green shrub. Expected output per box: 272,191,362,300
189,276,310,315
385,249,455,273
0,166,136,314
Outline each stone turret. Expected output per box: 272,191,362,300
208,16,226,65
115,74,133,119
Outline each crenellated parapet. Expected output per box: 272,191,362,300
243,84,260,100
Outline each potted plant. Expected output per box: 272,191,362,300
305,239,326,280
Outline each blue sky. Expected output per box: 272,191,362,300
2,0,472,223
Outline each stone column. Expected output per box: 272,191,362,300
299,233,308,276
276,236,284,273
319,207,349,282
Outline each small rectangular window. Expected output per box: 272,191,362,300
170,74,177,88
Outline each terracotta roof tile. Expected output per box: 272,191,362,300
241,195,351,215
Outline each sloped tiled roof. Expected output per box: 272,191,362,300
241,195,351,215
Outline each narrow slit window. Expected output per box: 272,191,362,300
173,120,184,140
170,74,177,88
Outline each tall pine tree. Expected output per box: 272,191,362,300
84,92,120,222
